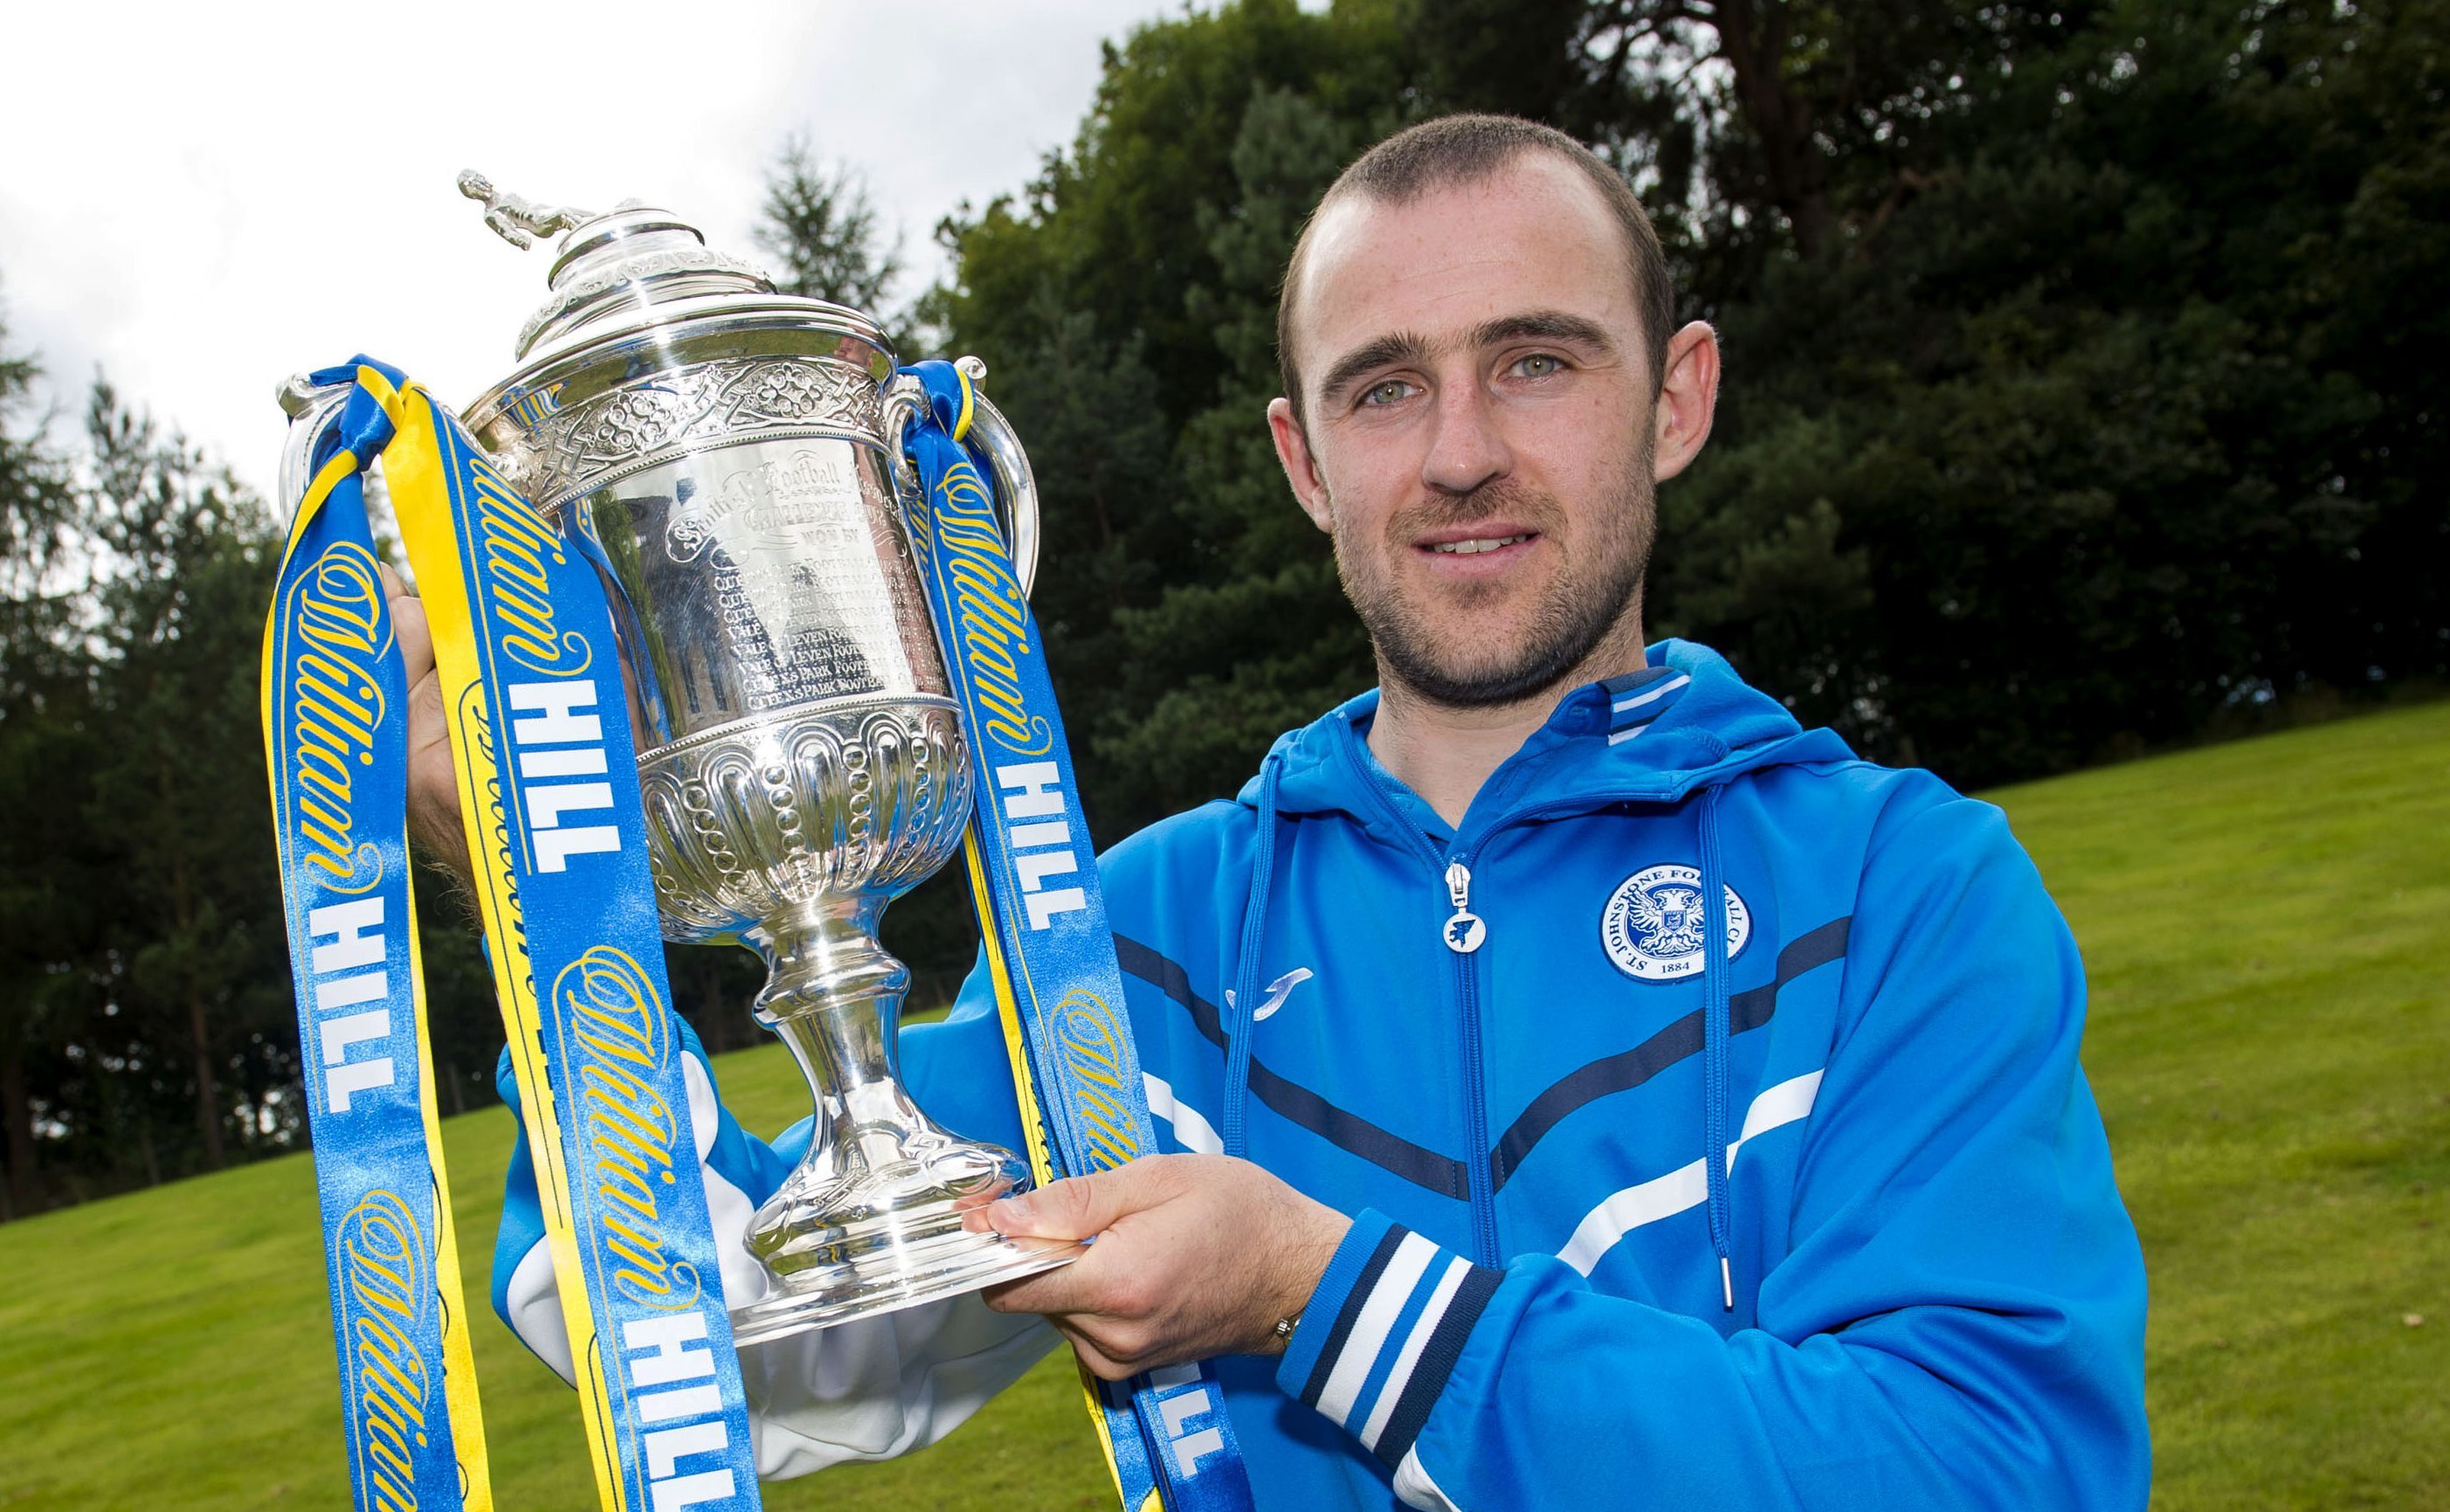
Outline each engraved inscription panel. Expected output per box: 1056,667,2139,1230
695,445,894,712
577,436,949,749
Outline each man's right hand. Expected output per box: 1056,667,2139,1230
382,563,475,895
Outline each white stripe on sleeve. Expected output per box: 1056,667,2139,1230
1315,1232,1439,1428
1359,1254,1473,1450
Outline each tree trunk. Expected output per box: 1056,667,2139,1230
151,728,223,1173
187,992,224,1170
1713,0,1832,258
0,1040,35,1219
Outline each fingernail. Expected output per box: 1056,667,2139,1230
993,1192,1035,1228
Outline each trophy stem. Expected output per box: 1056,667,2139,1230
727,898,1077,1346
751,897,910,1104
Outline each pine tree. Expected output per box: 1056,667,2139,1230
80,383,288,1172
0,311,92,1216
753,137,904,319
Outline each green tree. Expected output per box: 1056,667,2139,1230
0,310,95,1217
754,137,904,318
79,383,289,1174
6,0,2444,1205
924,0,2447,832
1092,85,1385,824
1653,0,2450,779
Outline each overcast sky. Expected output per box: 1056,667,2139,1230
0,1,1192,500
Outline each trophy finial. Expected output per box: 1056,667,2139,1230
459,169,596,251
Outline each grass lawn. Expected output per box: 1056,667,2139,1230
1995,701,2448,1509
1,702,2443,1509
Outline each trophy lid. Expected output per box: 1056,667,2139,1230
459,171,790,362
449,171,1037,597
455,171,922,524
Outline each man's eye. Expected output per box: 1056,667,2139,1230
1514,353,1564,378
1362,379,1415,406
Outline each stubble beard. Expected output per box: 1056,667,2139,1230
1331,436,1658,711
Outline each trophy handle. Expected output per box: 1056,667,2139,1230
274,373,355,516
885,357,1040,599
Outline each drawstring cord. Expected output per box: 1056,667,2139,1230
1222,754,1284,1159
1698,784,1736,1311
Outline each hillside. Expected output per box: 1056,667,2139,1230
3,702,2443,1510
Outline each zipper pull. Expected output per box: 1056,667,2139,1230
1442,860,1486,954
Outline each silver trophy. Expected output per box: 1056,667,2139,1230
446,176,1075,1345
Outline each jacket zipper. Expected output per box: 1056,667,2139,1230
1441,857,1500,1266
1333,732,1511,1264
1333,721,1700,1268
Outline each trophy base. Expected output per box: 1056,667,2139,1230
731,1205,1081,1348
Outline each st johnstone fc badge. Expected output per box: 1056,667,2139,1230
1601,864,1752,982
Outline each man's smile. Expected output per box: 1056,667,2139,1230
1411,523,1542,575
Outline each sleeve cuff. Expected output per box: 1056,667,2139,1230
1273,1209,1503,1469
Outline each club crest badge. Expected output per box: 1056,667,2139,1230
1601,864,1751,982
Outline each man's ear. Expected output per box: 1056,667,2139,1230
1653,321,1722,485
1267,397,1335,535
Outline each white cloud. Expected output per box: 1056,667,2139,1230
0,0,1172,498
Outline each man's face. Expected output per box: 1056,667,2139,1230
1269,155,1711,708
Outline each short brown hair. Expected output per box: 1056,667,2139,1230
1275,114,1675,424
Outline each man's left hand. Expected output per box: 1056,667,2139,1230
968,1154,1349,1382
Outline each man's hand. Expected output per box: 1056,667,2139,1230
968,1154,1349,1382
381,563,474,894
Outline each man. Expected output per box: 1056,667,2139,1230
422,114,2149,1509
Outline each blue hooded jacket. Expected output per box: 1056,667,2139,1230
496,639,2150,1509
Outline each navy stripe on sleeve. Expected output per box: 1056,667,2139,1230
1290,1220,1507,1467
1370,1261,1503,1467
1301,1223,1411,1407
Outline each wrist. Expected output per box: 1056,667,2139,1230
1262,1195,1348,1355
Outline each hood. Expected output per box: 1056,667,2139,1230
1239,639,1855,833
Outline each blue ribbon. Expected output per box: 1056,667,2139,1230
266,380,492,1512
268,379,487,1509
271,358,764,1512
899,361,1258,1512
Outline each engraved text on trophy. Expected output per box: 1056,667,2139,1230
666,444,912,718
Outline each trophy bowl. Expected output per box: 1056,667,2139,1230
457,183,1077,1346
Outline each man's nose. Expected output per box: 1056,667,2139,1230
1420,376,1512,496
